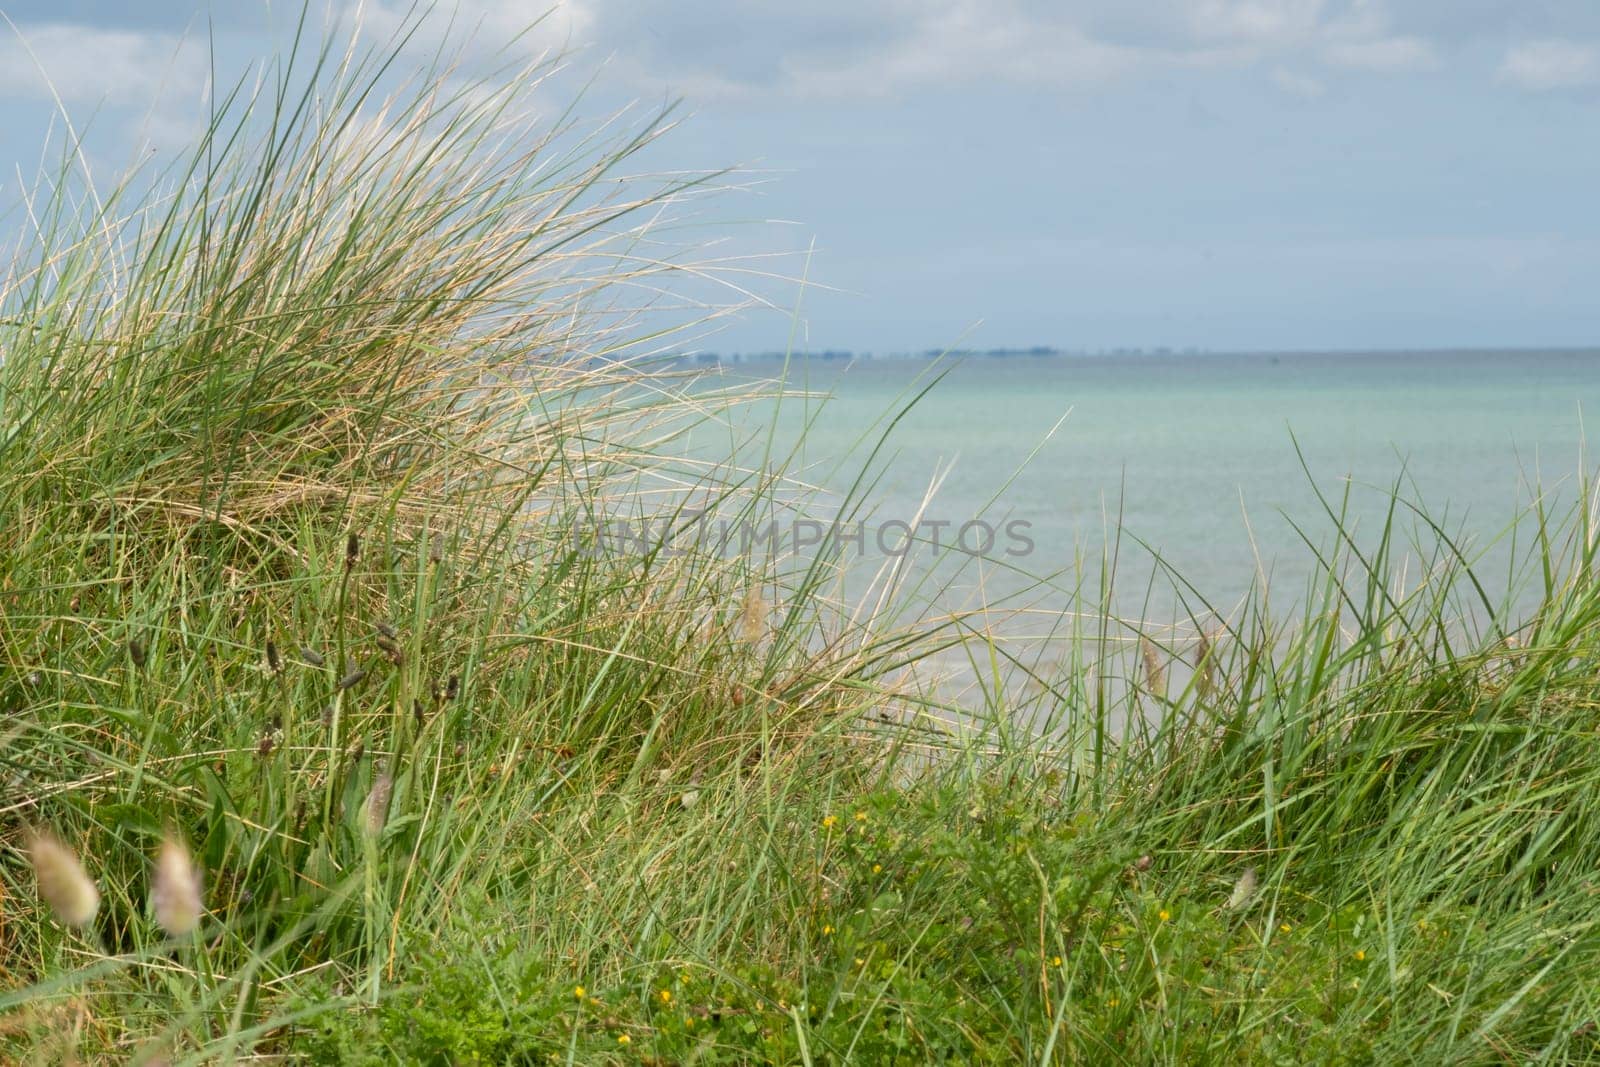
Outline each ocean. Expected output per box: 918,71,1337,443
662,349,1600,695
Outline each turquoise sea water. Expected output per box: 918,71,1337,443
692,350,1600,644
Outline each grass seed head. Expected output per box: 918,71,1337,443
366,766,394,837
1140,637,1166,697
1227,866,1259,911
739,584,769,644
151,834,204,937
27,829,99,928
1194,627,1217,699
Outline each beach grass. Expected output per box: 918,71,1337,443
5,13,1600,1065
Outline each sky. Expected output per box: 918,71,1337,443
1,1,1599,354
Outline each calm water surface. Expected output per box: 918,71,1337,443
691,350,1600,640
652,350,1600,700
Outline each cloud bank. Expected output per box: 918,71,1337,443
1,1,1598,112
1498,38,1600,91
0,21,206,103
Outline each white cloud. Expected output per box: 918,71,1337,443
773,3,1143,98
0,23,207,104
333,1,1459,103
577,0,1446,101
1271,66,1327,98
344,0,595,65
1321,35,1437,71
1316,1,1437,72
1187,0,1329,50
1497,38,1600,91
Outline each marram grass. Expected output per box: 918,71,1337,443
5,12,1600,1066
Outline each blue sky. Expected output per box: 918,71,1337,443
1,1,1599,353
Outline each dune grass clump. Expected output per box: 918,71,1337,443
4,9,1600,1065
0,9,880,1056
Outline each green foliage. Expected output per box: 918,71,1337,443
288,949,567,1065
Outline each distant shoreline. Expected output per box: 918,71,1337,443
673,344,1600,365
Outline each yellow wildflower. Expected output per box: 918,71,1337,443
822,815,838,830
1158,909,1171,923
658,988,672,1004
854,811,868,823
617,1033,631,1045
573,985,586,999
1354,949,1366,961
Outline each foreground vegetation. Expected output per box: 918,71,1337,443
4,14,1600,1064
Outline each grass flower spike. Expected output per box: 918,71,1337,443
152,835,204,937
27,829,99,929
